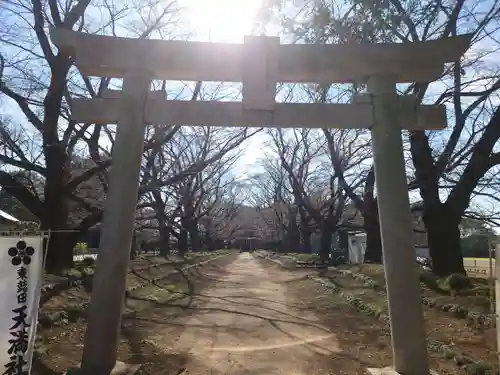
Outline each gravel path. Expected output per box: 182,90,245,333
150,253,340,375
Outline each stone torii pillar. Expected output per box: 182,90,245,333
352,85,441,375
50,28,472,375
80,70,152,375
367,76,430,375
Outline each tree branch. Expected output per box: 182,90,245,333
0,171,43,219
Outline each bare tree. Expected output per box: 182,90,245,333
0,0,183,270
322,128,380,261
199,180,244,250
257,0,500,276
141,124,259,254
248,156,301,252
270,128,347,261
346,0,500,276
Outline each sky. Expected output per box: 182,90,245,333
178,0,273,175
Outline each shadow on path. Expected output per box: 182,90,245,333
124,253,375,375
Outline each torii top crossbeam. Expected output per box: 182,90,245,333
50,29,472,131
52,29,471,83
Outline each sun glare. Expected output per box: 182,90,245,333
182,0,264,42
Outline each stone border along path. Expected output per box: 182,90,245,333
254,252,496,375
42,252,226,301
38,252,232,329
257,251,495,328
41,261,161,298
332,268,495,328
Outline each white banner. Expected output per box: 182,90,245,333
0,236,44,375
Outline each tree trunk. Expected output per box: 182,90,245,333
301,229,312,253
286,230,300,252
159,225,171,257
319,224,333,263
338,230,349,254
287,208,300,252
298,207,311,253
423,204,465,277
362,197,382,263
178,216,189,255
41,55,74,272
43,144,73,272
363,213,382,263
205,231,215,251
44,230,76,273
189,221,201,251
409,131,466,276
130,234,137,260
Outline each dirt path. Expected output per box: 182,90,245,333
148,253,341,375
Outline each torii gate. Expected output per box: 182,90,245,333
51,29,471,375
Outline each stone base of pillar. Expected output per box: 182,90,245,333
65,361,141,375
367,367,438,375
